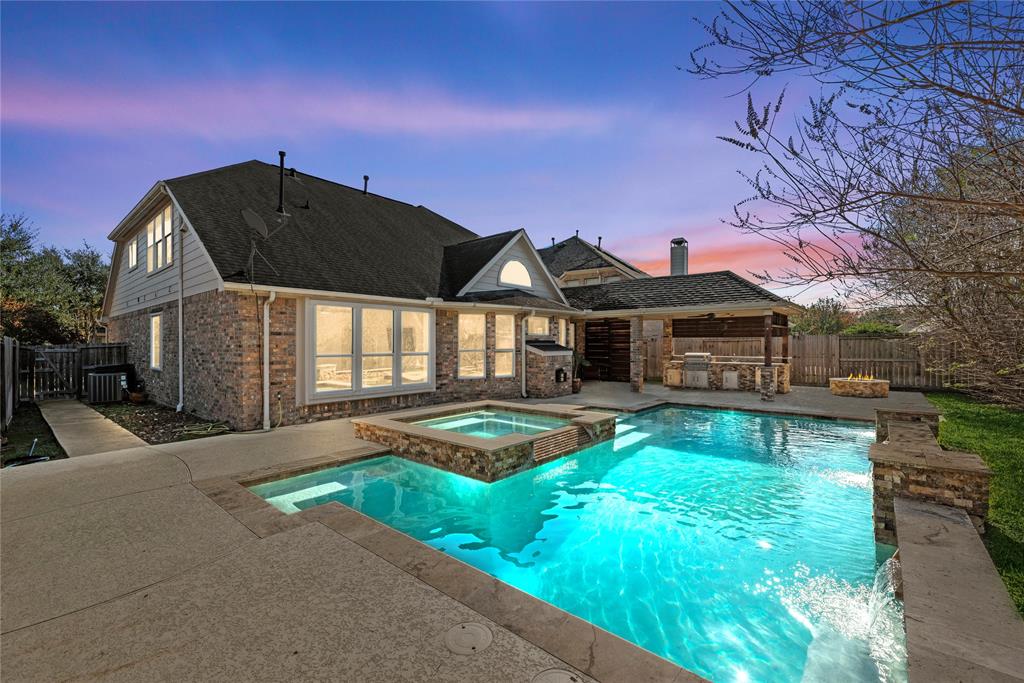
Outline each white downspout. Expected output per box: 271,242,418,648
263,291,277,431
521,309,535,398
176,213,185,412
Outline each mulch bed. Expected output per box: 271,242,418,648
92,401,231,444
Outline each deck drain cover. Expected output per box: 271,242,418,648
444,622,493,655
532,669,583,683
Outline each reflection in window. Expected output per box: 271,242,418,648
401,311,430,385
495,314,515,377
458,314,486,378
315,305,353,392
498,260,532,288
527,316,549,336
362,308,394,387
147,206,173,273
558,319,567,347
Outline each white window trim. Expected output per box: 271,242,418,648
149,313,162,371
305,300,434,403
146,206,174,276
457,313,487,380
494,314,515,378
497,258,533,290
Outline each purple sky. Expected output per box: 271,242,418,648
1,2,817,300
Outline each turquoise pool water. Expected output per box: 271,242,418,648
251,406,906,682
412,409,570,438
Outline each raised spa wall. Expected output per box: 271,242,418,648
352,402,617,482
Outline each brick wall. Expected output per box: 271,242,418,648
109,290,573,430
526,350,572,398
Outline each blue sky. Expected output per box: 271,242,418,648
1,2,809,295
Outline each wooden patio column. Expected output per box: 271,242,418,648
761,312,776,401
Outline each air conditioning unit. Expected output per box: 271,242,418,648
87,372,127,404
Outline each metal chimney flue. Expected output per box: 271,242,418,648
363,175,369,195
276,151,286,213
671,237,689,275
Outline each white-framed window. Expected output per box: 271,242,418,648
128,236,138,269
147,206,173,273
558,319,568,347
494,314,515,378
527,315,549,336
361,308,394,388
498,259,532,288
149,313,162,370
309,301,433,399
400,310,431,385
458,313,486,379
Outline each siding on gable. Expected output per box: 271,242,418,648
109,202,221,317
464,237,563,301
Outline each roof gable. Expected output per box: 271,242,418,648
454,230,569,306
538,236,648,279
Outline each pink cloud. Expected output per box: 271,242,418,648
2,75,615,139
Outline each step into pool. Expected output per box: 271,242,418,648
251,406,906,682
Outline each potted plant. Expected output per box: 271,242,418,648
571,351,590,393
127,378,148,405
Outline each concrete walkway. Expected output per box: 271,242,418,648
527,381,935,422
0,416,600,682
37,400,147,456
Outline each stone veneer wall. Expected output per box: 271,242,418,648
109,290,574,430
526,350,572,398
705,362,790,393
869,409,991,545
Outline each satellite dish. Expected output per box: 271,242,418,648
241,208,268,239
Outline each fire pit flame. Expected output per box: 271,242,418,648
847,372,875,381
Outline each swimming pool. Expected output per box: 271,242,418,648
412,409,571,438
251,406,906,682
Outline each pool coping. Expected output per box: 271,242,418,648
194,451,706,683
575,397,880,423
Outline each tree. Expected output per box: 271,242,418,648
790,297,850,334
691,1,1024,406
0,214,110,344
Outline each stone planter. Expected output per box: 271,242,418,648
829,377,889,398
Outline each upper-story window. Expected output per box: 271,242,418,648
128,236,138,269
498,260,532,288
147,206,173,273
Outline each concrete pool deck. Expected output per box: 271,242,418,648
2,386,994,682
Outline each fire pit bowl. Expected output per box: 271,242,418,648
829,377,890,398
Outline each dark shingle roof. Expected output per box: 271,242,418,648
165,160,487,300
537,236,648,278
453,289,577,312
562,271,787,311
438,230,520,298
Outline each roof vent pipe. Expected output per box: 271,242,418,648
276,150,286,213
289,167,296,177
671,237,689,275
363,175,369,195
575,229,579,237
551,237,555,246
597,236,603,248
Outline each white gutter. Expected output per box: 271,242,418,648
176,213,185,412
262,291,277,431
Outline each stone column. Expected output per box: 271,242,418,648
661,318,673,367
630,316,644,393
760,312,775,401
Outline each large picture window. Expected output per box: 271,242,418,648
147,206,173,273
458,314,486,378
310,302,432,398
495,314,515,378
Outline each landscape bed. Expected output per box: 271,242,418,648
254,405,907,682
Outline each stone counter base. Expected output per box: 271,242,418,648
830,377,890,398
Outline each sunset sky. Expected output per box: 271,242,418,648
1,2,818,300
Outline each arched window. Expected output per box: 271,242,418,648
498,260,532,288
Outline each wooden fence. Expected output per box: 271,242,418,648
13,342,129,402
649,334,956,389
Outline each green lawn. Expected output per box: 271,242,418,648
1,402,67,466
926,392,1024,613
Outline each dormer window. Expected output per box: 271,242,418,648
498,259,532,288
